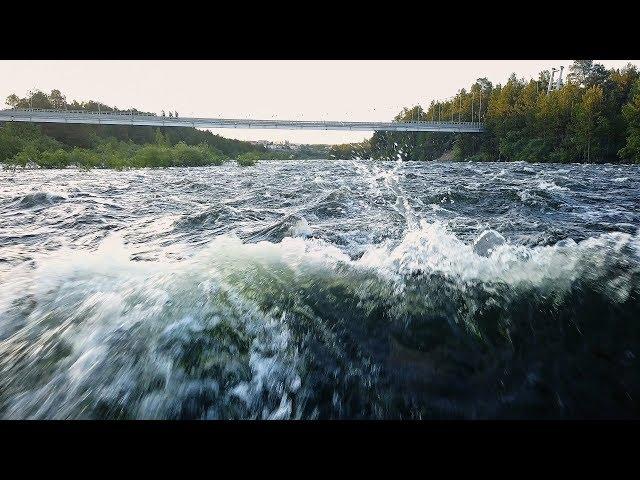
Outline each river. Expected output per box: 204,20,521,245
0,160,639,419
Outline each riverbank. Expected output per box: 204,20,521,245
363,62,640,164
0,121,328,169
1,90,337,168
5,62,640,167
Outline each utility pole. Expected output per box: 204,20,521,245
458,94,462,123
471,91,474,123
546,66,564,93
556,65,564,90
547,68,557,93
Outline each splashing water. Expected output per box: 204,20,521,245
1,160,639,419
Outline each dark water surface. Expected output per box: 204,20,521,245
1,160,639,419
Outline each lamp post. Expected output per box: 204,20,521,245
451,97,454,123
471,91,474,123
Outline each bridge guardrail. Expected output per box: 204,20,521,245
4,109,483,126
1,109,485,131
6,108,157,117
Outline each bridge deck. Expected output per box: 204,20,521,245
0,109,485,133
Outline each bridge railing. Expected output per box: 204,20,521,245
4,108,483,126
6,108,158,117
2,108,485,129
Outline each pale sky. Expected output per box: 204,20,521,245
1,60,638,144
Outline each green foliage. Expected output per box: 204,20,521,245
0,90,281,169
132,142,226,168
368,61,640,163
10,144,39,167
132,144,173,168
571,85,606,162
69,148,101,169
2,90,263,166
154,129,168,146
236,151,260,167
329,141,371,160
568,60,594,86
6,71,640,166
0,127,24,161
174,142,225,166
0,121,231,169
619,79,640,162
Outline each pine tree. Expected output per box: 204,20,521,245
568,60,594,86
619,79,640,162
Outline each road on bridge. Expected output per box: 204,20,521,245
0,109,486,133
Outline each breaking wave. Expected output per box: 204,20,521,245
1,161,639,418
1,220,638,419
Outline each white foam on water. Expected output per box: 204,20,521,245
537,180,569,192
0,233,308,419
290,217,313,237
1,202,639,418
357,219,640,300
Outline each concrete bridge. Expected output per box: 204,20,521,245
0,109,485,133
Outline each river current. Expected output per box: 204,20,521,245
1,160,639,419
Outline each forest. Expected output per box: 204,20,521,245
364,61,640,163
0,90,305,168
3,62,640,167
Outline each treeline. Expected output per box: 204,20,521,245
367,61,640,163
7,67,640,166
329,141,371,160
261,142,334,160
0,89,281,168
0,124,232,169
